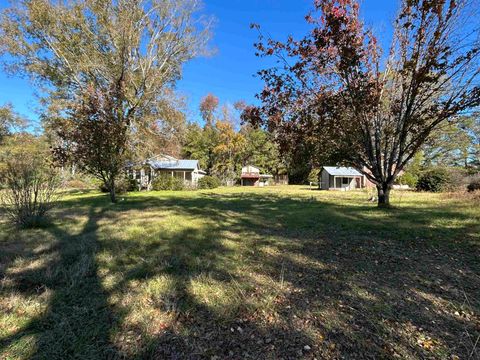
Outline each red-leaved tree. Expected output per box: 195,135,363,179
245,0,480,206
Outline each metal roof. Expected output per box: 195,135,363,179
322,166,362,176
147,159,199,170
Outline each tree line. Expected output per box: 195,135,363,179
0,0,479,209
181,94,285,184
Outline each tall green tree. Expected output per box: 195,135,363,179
182,122,212,170
423,116,479,168
0,0,212,202
472,116,480,168
240,125,283,175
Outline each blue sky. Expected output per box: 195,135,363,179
0,0,399,127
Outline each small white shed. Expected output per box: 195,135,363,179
320,166,364,190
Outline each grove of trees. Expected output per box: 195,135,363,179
182,94,285,184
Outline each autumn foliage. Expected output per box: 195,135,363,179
246,0,480,206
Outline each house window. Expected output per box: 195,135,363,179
342,177,349,185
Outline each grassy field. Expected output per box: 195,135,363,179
0,186,479,359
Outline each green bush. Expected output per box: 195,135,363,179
197,175,221,189
308,168,320,184
152,174,185,191
416,168,452,192
397,172,418,188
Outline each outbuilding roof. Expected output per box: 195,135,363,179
322,166,363,176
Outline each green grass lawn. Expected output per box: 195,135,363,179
1,186,479,359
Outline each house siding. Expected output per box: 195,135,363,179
320,169,330,190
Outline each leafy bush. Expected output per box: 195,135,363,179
0,143,61,228
197,175,221,189
126,178,139,192
152,174,185,191
416,168,452,192
397,172,418,188
308,168,320,184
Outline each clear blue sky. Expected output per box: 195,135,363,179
0,0,398,127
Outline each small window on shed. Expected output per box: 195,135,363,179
342,177,349,185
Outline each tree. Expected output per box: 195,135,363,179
0,104,25,144
54,84,130,202
200,93,220,128
213,119,245,183
182,122,212,170
471,115,480,168
423,116,479,168
135,93,188,159
0,0,212,202
240,125,283,175
246,0,480,206
183,95,286,182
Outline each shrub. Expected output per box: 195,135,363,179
416,168,452,192
152,174,185,191
308,168,320,184
197,176,221,189
1,150,61,228
397,172,418,188
467,178,480,192
126,178,139,192
448,168,470,191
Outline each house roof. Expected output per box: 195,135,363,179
322,166,363,176
147,159,200,171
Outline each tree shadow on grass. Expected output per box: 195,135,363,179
1,190,479,359
107,192,479,358
0,206,120,359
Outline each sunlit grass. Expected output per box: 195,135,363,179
1,186,479,359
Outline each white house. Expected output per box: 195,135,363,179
128,155,206,189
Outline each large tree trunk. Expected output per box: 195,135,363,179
377,183,392,207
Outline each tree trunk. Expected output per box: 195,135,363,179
109,178,117,203
377,183,391,207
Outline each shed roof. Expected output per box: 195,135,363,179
147,159,199,171
322,166,362,176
